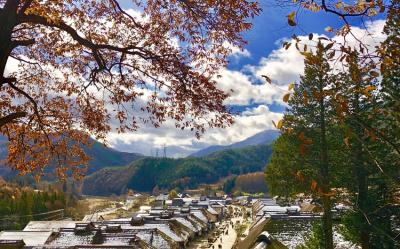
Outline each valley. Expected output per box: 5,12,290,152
0,0,399,248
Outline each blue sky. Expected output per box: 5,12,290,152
108,1,386,157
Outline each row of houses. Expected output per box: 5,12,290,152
251,198,301,220
0,198,228,249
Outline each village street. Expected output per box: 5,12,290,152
209,216,244,249
189,206,247,249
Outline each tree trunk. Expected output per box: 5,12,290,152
321,195,334,249
356,151,370,249
0,3,26,126
319,78,334,249
0,3,18,82
354,83,370,249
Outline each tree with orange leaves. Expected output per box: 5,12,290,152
267,1,400,247
0,0,260,178
274,43,341,249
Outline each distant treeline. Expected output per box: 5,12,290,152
223,172,268,195
0,177,77,230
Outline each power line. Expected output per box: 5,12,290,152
0,209,64,220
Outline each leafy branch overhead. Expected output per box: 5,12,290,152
0,0,260,178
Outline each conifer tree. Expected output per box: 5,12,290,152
278,42,339,249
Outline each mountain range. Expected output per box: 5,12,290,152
0,129,280,194
82,129,279,195
189,129,280,157
82,143,273,195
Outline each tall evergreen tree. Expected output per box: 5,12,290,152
336,51,379,249
279,42,338,249
381,0,400,125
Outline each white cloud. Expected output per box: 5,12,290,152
4,16,385,158
217,19,386,107
215,68,287,106
107,104,283,157
4,57,20,77
247,44,305,86
223,41,251,61
333,19,386,50
208,104,282,143
106,19,386,157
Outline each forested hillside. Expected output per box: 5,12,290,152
0,136,143,178
0,177,73,230
81,138,144,174
83,143,273,195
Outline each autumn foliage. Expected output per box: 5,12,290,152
234,172,268,193
0,0,260,178
267,1,400,248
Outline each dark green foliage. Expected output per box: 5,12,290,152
0,183,69,230
223,176,237,194
339,185,400,249
82,138,143,174
267,27,400,248
333,7,400,247
297,221,326,249
267,44,338,249
83,143,273,195
266,135,310,198
381,0,400,116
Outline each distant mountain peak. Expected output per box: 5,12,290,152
189,129,280,157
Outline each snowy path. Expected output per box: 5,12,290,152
209,216,244,249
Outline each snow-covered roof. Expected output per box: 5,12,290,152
135,229,171,248
191,211,208,224
23,221,78,232
47,230,97,246
0,231,53,246
260,205,300,214
175,217,199,233
1,205,215,248
207,207,218,215
118,223,184,243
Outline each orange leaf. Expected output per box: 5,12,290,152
287,11,296,26
283,93,291,103
369,71,379,78
363,85,376,97
296,171,304,182
298,131,305,141
344,137,350,147
300,144,306,156
303,92,309,105
311,180,317,191
277,119,284,129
